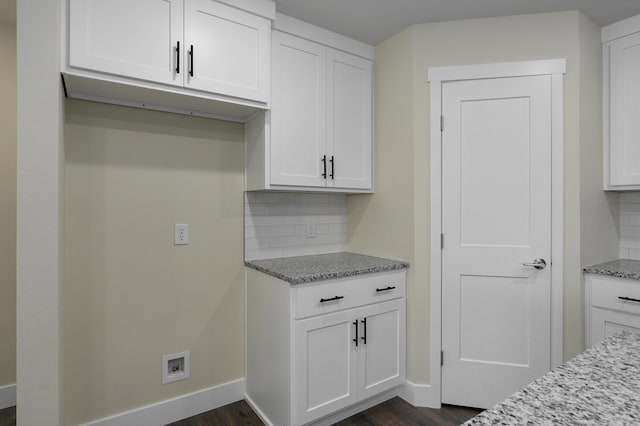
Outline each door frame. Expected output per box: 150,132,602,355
427,59,566,407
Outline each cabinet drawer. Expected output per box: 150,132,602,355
293,270,406,319
591,276,640,316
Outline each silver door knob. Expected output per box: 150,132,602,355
522,258,547,270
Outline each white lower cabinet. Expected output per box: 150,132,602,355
585,274,640,347
246,268,406,426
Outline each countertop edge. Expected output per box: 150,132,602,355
245,261,409,284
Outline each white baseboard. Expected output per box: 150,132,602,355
399,380,440,408
83,378,245,426
0,384,16,410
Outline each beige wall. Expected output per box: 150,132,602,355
63,100,245,424
0,22,16,389
349,10,618,384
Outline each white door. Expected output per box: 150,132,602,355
270,32,327,188
441,75,552,408
609,32,640,186
357,299,405,400
69,0,183,86
184,0,270,102
294,310,358,425
327,48,373,190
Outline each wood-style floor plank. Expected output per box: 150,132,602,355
0,396,482,425
167,397,483,426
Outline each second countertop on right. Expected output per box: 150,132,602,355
583,259,640,281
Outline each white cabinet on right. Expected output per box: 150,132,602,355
603,13,640,190
246,14,374,193
585,274,640,347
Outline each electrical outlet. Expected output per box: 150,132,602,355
174,224,189,245
162,351,190,384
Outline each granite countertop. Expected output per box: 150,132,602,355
244,252,409,284
583,259,640,281
465,330,640,425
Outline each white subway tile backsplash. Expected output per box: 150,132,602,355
245,192,348,260
619,194,640,260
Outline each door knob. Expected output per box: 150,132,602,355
522,258,547,270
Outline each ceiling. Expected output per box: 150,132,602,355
273,0,640,45
2,1,640,45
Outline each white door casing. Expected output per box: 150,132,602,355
428,60,565,409
441,75,551,408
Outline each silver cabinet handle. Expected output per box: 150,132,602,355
522,258,547,270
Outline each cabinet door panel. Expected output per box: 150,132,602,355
184,0,269,102
294,310,358,425
69,0,183,86
271,32,327,187
610,32,640,186
358,299,405,400
590,307,640,347
327,49,373,189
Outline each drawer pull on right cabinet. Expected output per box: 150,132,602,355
320,295,344,303
376,286,396,292
618,296,640,303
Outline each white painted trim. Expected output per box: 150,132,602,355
82,378,245,426
0,384,16,410
428,59,566,83
273,13,375,60
602,13,640,43
398,381,439,408
428,78,443,409
429,61,565,405
551,73,565,369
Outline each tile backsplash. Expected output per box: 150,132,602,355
244,192,348,260
620,192,640,260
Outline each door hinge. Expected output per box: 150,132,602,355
440,115,444,132
441,351,444,366
440,233,444,250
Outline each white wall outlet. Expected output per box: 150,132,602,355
174,224,189,245
162,351,190,384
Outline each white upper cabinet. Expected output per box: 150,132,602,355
65,0,274,121
603,14,640,190
184,0,270,102
245,14,374,193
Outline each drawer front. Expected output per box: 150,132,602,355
294,270,406,319
590,307,640,347
590,276,640,316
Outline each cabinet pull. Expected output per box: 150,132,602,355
618,296,640,303
175,41,180,74
321,155,327,179
353,320,358,347
361,318,367,344
376,286,396,292
330,156,334,180
320,295,344,303
189,44,194,77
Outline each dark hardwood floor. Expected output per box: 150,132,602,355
0,406,15,426
0,397,482,425
168,397,483,426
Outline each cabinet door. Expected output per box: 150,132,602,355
590,307,640,347
69,0,183,87
609,32,640,186
294,310,358,425
357,299,405,400
327,49,373,190
271,32,327,188
184,0,269,102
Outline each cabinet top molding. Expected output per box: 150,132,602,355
602,12,640,43
274,13,375,60
213,0,275,20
